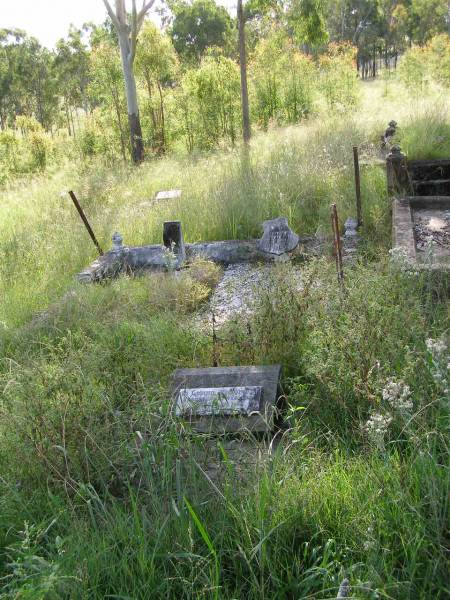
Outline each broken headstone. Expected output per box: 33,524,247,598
258,217,299,256
163,221,186,266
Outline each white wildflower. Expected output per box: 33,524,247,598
426,338,447,357
382,378,413,414
426,337,450,409
364,412,392,451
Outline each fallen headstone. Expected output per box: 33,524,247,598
155,189,182,201
171,365,281,433
258,217,299,255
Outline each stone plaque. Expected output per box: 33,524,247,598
258,217,299,255
155,189,182,201
171,365,281,433
175,386,262,416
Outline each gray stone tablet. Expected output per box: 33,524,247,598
258,217,299,255
171,365,281,433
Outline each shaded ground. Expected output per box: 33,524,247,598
414,208,450,262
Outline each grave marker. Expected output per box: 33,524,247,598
163,221,186,265
155,189,182,201
258,217,299,255
171,365,281,433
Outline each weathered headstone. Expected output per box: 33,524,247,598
163,221,186,265
171,365,281,433
155,189,182,202
258,217,299,255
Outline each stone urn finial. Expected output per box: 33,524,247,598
112,231,123,252
390,144,403,156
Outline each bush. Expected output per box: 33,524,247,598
319,42,359,112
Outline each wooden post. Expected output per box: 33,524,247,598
331,203,344,286
353,146,362,227
68,191,103,256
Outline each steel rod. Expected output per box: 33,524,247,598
353,145,362,227
331,203,344,286
68,190,103,256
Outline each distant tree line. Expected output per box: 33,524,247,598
0,0,449,171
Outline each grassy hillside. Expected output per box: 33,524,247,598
0,79,449,599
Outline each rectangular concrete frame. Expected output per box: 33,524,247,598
393,196,450,272
171,365,281,433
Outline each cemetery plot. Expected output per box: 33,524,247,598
393,196,450,270
77,217,314,282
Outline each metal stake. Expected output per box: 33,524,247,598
331,203,344,286
68,190,103,256
353,146,362,227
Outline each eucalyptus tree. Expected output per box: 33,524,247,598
169,0,234,63
102,0,156,163
237,0,251,144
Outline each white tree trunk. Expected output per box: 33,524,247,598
103,0,152,163
117,30,144,162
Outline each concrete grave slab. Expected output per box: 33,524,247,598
171,365,281,433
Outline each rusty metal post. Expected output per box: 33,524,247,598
68,191,103,255
212,311,218,367
353,146,362,227
331,203,344,286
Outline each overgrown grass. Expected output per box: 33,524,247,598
0,78,449,598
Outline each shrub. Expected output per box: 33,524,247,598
319,42,359,111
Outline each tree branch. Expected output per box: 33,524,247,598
130,0,138,62
102,0,120,29
137,0,156,30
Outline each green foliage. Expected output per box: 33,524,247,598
169,0,234,63
179,54,240,149
288,0,329,48
400,34,450,94
251,29,315,128
135,22,178,154
399,46,430,91
395,109,450,160
319,42,360,111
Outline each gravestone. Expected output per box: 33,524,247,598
258,217,299,255
155,189,182,201
163,221,186,265
171,365,281,433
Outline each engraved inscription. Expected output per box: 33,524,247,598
175,386,262,416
